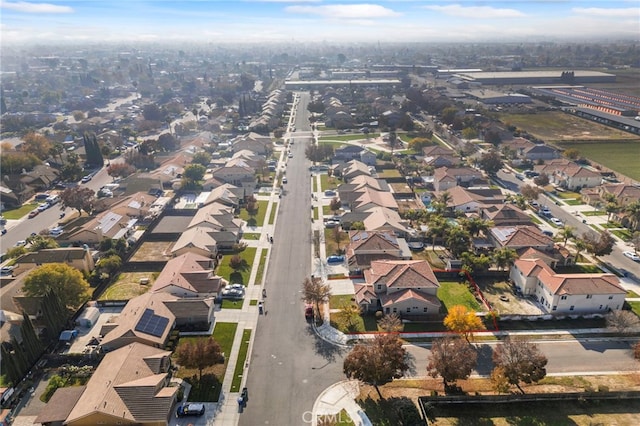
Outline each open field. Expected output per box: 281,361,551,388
360,374,640,426
129,241,173,262
98,272,157,300
501,111,640,143
557,141,640,181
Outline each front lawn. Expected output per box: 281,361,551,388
582,210,606,216
239,200,268,227
437,281,483,312
268,202,278,224
324,228,347,256
221,299,244,309
173,322,238,402
1,203,38,220
217,247,257,284
320,174,340,192
242,233,260,240
330,294,355,309
612,229,633,241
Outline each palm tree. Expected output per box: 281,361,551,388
492,247,518,271
624,201,640,231
557,225,576,247
427,216,449,251
573,237,588,263
460,217,494,237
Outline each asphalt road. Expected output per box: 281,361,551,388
496,170,640,278
240,92,346,426
405,338,638,378
0,163,115,251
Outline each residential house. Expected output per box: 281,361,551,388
13,248,95,276
362,206,410,237
334,146,377,166
229,149,264,169
151,252,227,298
53,342,177,426
170,227,222,258
438,186,504,213
100,292,177,351
0,185,20,210
230,132,273,155
338,160,373,182
422,145,461,168
479,204,532,226
355,260,441,315
337,176,389,209
510,258,625,314
581,183,640,207
432,166,483,191
553,165,602,191
211,160,256,196
503,138,558,162
64,211,138,244
489,225,554,251
352,187,399,211
196,183,242,208
346,230,411,272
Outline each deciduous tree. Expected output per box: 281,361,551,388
520,184,541,201
335,301,362,332
443,305,484,342
583,230,615,258
427,336,477,389
492,336,547,393
329,197,341,214
60,187,95,215
175,337,223,381
343,334,409,398
378,313,403,333
302,276,332,324
605,310,640,334
22,132,52,160
23,263,91,310
107,163,135,179
477,150,503,175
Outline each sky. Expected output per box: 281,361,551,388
1,0,639,45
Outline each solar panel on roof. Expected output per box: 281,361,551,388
135,309,170,337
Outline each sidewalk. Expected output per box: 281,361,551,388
312,381,372,426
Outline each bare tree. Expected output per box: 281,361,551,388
378,313,403,333
427,336,477,391
605,310,640,334
492,336,547,393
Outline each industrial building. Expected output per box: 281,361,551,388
452,70,616,86
464,89,532,105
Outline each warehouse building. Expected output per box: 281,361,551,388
453,70,616,86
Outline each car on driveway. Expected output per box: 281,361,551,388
327,255,345,264
81,175,92,183
15,240,26,247
221,283,246,299
623,251,640,262
176,403,205,417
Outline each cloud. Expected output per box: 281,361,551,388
286,3,401,19
572,7,639,18
424,4,525,19
1,1,73,13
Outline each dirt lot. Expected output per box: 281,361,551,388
361,374,640,425
129,241,174,262
501,111,640,143
476,279,543,315
98,272,156,300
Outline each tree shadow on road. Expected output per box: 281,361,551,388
474,343,494,376
306,326,346,363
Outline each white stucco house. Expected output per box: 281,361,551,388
509,258,626,314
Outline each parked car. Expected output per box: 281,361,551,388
81,175,92,183
49,226,64,236
0,266,14,275
324,220,340,228
623,251,640,262
327,255,345,264
304,303,314,320
28,210,39,218
542,230,554,237
176,403,205,417
221,283,246,299
15,240,26,247
37,203,50,212
550,217,563,227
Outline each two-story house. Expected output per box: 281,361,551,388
510,258,625,314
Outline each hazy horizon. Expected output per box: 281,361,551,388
1,0,639,46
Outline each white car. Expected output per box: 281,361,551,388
623,251,640,262
550,218,563,227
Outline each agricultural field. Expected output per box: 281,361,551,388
501,111,640,143
557,141,640,181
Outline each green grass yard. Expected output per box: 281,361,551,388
268,202,277,225
2,203,38,219
239,200,268,227
216,247,257,284
437,281,483,312
230,329,252,392
557,141,640,181
254,249,268,285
